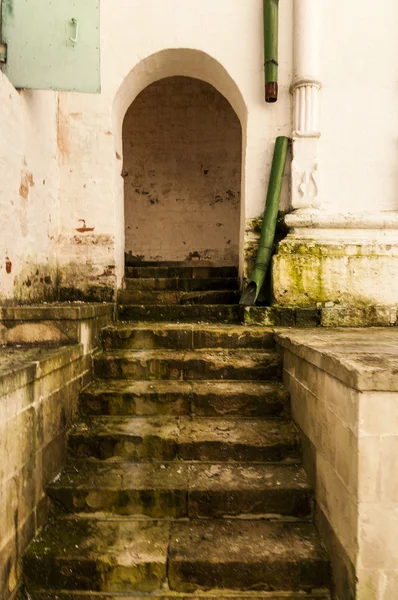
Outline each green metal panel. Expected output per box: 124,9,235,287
1,0,100,92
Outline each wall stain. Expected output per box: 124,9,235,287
19,168,34,200
75,219,95,233
57,100,70,163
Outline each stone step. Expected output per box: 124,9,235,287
29,593,331,600
118,290,239,306
93,349,282,381
80,380,288,418
117,304,241,323
168,520,330,592
124,277,239,291
125,266,238,279
68,417,300,462
24,519,329,593
102,323,276,351
47,461,312,519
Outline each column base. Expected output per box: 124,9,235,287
272,211,398,307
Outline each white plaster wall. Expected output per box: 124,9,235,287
56,0,293,283
4,0,398,296
0,71,59,301
320,0,398,213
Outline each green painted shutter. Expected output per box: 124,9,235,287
1,0,100,92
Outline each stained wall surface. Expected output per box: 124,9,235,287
2,0,398,296
123,77,242,265
0,72,59,302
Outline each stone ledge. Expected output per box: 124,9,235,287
275,328,398,391
0,344,84,397
0,303,114,347
243,305,398,328
0,302,114,321
241,306,320,327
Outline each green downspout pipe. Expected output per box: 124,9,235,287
264,0,279,103
240,136,289,306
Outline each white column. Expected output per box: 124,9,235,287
291,0,322,209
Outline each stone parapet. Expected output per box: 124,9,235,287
0,303,114,351
0,344,90,600
0,303,113,600
276,328,398,600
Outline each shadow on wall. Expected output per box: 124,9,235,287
123,76,242,265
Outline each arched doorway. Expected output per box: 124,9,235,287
122,76,242,267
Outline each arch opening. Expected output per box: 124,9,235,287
122,75,242,267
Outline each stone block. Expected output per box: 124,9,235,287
334,419,358,495
316,453,357,564
359,391,398,436
321,306,393,328
358,436,381,503
380,436,398,502
273,238,398,307
358,503,398,570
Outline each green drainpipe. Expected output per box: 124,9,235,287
264,0,279,103
240,136,289,306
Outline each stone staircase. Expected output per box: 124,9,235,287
23,263,331,599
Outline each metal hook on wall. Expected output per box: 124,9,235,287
69,18,79,44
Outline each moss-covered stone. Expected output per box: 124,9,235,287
118,304,241,323
24,519,170,592
273,238,398,307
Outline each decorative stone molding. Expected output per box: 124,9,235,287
291,79,321,137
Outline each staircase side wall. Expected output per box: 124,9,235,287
278,332,398,600
0,306,113,600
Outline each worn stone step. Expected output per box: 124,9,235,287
30,590,331,600
68,417,299,462
125,266,238,279
124,276,239,291
24,519,329,593
29,592,331,600
93,350,282,381
80,380,287,418
24,518,170,592
47,461,312,519
118,290,239,306
102,323,276,351
168,520,330,592
117,304,241,323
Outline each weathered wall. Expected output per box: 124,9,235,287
0,345,89,600
123,76,242,265
282,347,358,600
55,0,293,288
0,72,59,302
2,0,398,301
0,305,113,600
278,330,398,600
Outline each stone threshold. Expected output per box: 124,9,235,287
275,328,398,391
0,302,114,321
25,592,331,599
